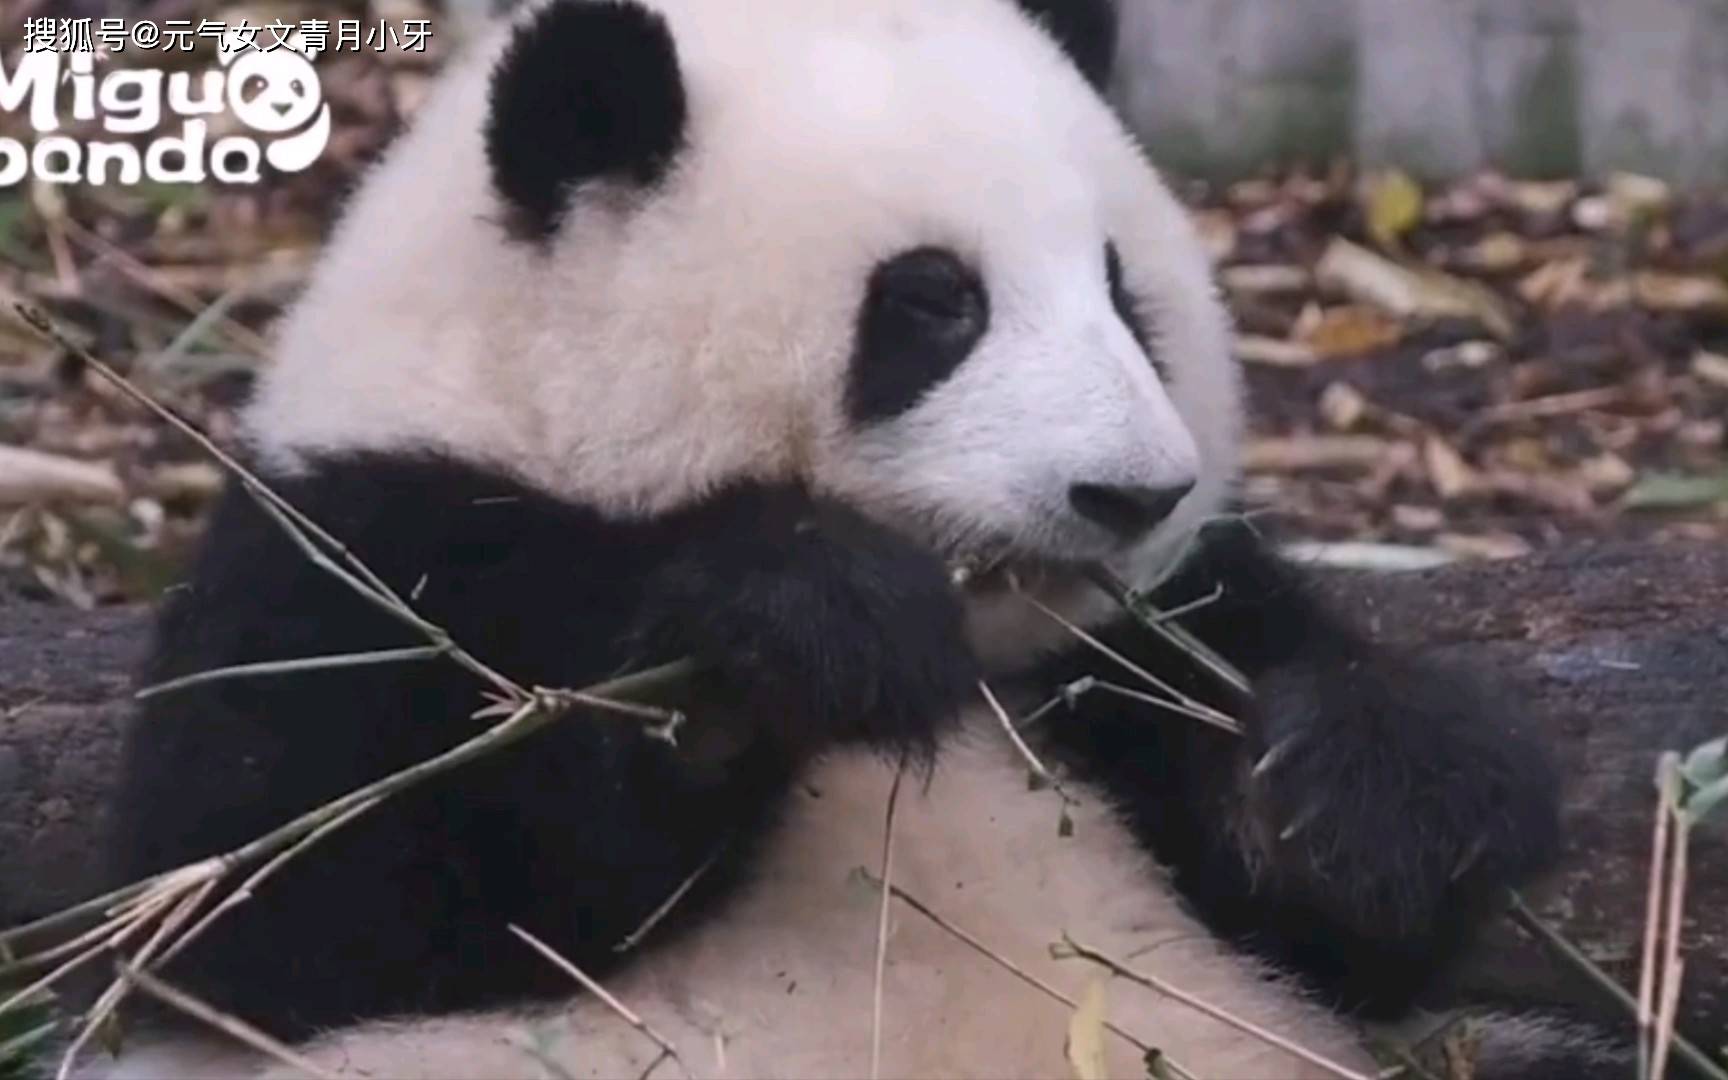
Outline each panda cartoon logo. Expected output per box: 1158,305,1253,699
218,31,331,173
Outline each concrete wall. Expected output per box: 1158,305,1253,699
1113,0,1728,183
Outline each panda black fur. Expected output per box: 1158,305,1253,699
90,1,1607,1076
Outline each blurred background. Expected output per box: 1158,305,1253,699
1,0,1726,607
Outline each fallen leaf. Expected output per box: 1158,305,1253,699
1694,350,1728,389
1220,264,1310,295
1244,436,1397,473
1622,469,1728,509
1577,453,1636,495
1065,980,1110,1080
1189,209,1238,263
1423,437,1477,500
1571,195,1615,232
1436,532,1533,561
1459,231,1528,273
0,446,125,506
1299,305,1406,358
1422,340,1504,372
1318,382,1368,430
1364,169,1424,250
1392,504,1445,532
1504,179,1578,218
1633,272,1728,313
1480,470,1596,514
1236,336,1318,368
1607,172,1673,221
1316,238,1516,339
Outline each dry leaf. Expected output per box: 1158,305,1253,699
1571,196,1615,232
1607,172,1673,221
1694,351,1728,389
1318,382,1368,430
1316,238,1516,339
1504,180,1578,218
1392,504,1445,532
1460,232,1528,273
1422,341,1504,372
1299,305,1405,358
1437,532,1533,561
1244,436,1395,472
1423,438,1477,499
1364,169,1424,250
1623,470,1728,510
1236,336,1318,368
1578,453,1636,495
0,446,125,506
1634,272,1728,313
1065,980,1110,1080
1220,264,1310,295
1189,209,1238,263
1481,470,1596,514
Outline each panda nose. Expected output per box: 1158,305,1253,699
1068,480,1195,540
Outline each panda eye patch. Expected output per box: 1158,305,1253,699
848,247,990,424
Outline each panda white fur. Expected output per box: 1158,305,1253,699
89,1,1625,1077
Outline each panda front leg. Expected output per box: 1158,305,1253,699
636,482,981,761
1038,518,1562,1014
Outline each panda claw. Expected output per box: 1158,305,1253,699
1278,802,1322,842
1451,835,1490,881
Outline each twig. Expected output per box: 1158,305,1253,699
136,646,450,700
613,844,726,955
60,879,221,1079
1018,590,1242,736
1507,894,1727,1080
1639,759,1679,1079
3,305,704,1077
858,872,1195,1080
0,876,158,951
1084,566,1250,696
157,798,385,968
1086,678,1244,736
870,760,907,1080
1652,761,1693,1080
978,681,1057,787
61,217,271,357
3,661,685,1074
115,962,337,1079
508,923,689,1080
1054,934,1372,1080
0,886,181,1014
1011,677,1099,733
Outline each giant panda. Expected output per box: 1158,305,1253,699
87,0,1627,1077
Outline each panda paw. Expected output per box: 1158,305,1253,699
1242,651,1561,938
645,486,978,759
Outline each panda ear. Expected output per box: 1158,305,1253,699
485,0,687,241
1012,0,1119,90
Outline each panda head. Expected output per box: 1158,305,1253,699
250,0,1242,666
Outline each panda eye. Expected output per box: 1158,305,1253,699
872,248,987,330
848,247,990,423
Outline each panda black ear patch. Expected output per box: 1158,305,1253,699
1013,0,1119,90
485,0,687,242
